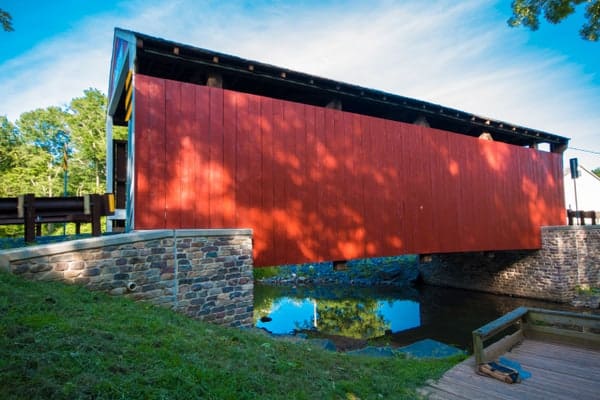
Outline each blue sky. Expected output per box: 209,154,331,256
1,0,598,168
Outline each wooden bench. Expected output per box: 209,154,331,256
473,307,600,366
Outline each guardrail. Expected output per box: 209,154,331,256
0,193,115,243
567,210,598,225
472,307,600,365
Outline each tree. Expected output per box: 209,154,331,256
1,89,126,199
593,167,600,177
0,116,18,173
16,107,70,197
316,298,389,339
67,89,109,194
0,8,13,32
508,0,600,41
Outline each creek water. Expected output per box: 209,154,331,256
254,282,586,352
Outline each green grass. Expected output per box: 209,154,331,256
252,266,281,280
0,272,461,399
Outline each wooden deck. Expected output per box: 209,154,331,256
420,339,600,399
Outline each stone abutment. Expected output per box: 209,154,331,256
419,226,600,303
0,229,254,327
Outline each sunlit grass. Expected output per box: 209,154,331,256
0,271,461,399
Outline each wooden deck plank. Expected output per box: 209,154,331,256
509,351,598,381
420,340,600,399
426,379,513,400
511,340,600,367
516,365,599,398
418,384,473,400
441,369,575,400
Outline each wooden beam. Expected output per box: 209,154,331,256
206,72,223,88
325,99,342,110
551,143,568,154
413,115,430,127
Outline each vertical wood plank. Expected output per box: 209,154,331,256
135,75,166,229
403,123,420,253
257,97,275,266
194,85,210,227
223,90,237,227
272,99,286,265
179,82,196,228
362,118,382,257
133,75,150,229
322,107,337,261
552,153,566,224
165,79,181,228
286,101,304,262
355,113,372,257
330,108,344,260
235,92,250,227
303,102,324,261
387,119,404,255
209,87,224,227
314,106,330,261
248,93,262,230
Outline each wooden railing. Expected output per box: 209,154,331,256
472,307,600,366
567,210,598,225
0,194,115,243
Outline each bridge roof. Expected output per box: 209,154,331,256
110,28,569,150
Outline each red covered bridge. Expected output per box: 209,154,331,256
106,29,569,267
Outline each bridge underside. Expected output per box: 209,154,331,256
418,226,600,303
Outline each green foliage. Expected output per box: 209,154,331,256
317,298,389,339
0,89,123,238
0,8,13,32
0,116,19,172
575,285,600,295
253,266,281,280
508,0,600,41
67,89,109,194
0,88,117,199
252,283,280,323
0,271,458,399
16,107,70,197
593,167,600,177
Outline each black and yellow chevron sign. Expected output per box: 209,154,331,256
124,69,133,122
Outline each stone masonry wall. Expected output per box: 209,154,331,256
0,229,254,327
419,226,600,303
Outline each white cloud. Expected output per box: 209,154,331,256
0,0,598,166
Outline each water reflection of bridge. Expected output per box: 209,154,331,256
254,284,585,350
256,291,420,339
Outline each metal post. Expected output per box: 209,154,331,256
573,178,579,213
569,158,580,214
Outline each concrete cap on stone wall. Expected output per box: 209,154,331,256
0,229,253,269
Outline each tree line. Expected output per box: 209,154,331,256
0,88,126,199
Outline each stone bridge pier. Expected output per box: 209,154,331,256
418,226,600,303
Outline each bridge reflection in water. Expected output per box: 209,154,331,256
256,295,420,338
254,283,584,350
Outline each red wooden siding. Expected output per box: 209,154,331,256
134,74,565,266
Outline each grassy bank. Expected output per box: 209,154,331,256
0,272,460,399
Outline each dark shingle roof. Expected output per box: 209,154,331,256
111,28,569,150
